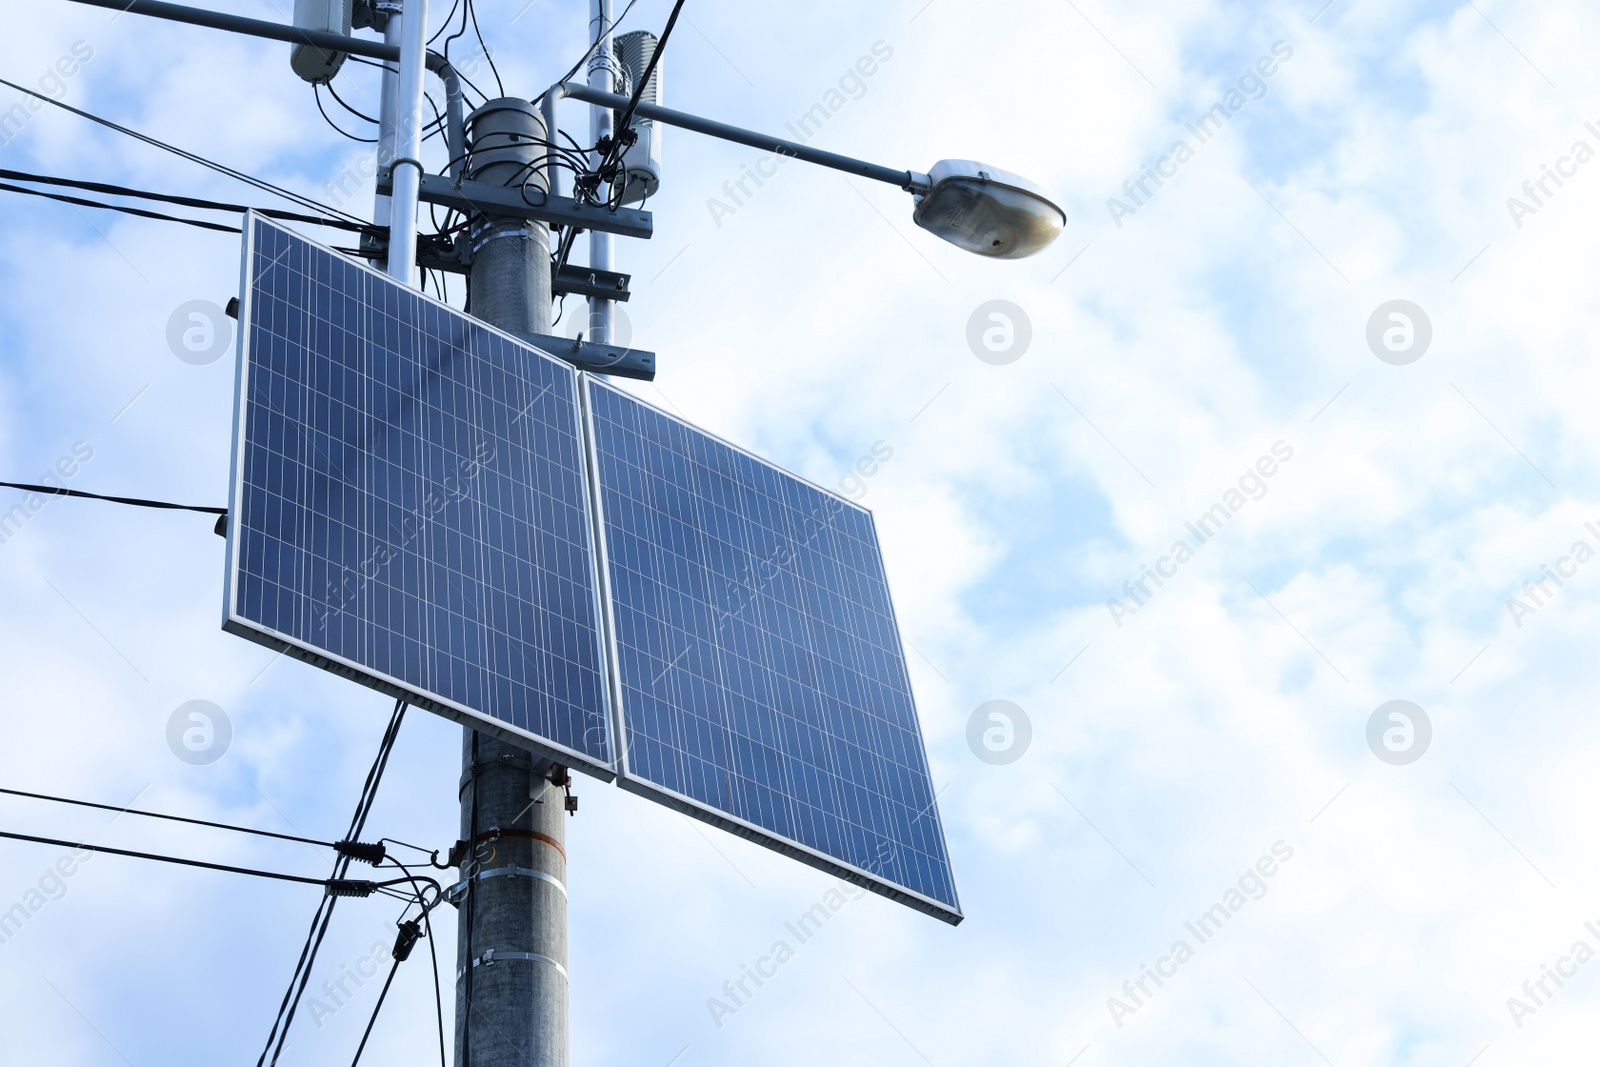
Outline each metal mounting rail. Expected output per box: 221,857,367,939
380,172,653,239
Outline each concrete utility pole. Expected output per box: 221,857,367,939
454,96,570,1067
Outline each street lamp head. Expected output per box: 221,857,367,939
910,159,1065,260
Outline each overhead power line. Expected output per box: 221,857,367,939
0,75,368,226
0,481,227,516
0,785,388,863
0,180,239,232
257,700,408,1067
0,168,373,234
0,827,386,896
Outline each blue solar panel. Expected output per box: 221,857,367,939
223,215,615,776
583,378,961,922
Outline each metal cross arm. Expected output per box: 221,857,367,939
375,170,653,238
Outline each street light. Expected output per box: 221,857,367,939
910,159,1065,260
553,83,1067,261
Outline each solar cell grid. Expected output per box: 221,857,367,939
584,378,961,922
224,215,615,776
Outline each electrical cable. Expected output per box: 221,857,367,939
0,75,368,226
530,0,645,110
610,0,682,157
383,856,449,1066
0,180,241,233
0,168,372,233
256,700,407,1067
0,785,366,855
466,0,505,97
597,0,685,211
325,78,380,124
350,955,404,1065
343,859,446,1067
428,0,465,45
459,730,481,1066
316,83,379,143
0,481,225,515
0,827,380,894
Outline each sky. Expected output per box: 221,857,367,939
2,0,1599,1063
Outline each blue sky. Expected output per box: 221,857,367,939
4,0,1599,1064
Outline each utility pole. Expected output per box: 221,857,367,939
453,95,570,1067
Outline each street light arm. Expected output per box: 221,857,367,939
63,0,398,61
556,81,930,195
61,0,467,181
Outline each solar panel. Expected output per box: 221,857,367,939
583,378,962,923
223,214,615,777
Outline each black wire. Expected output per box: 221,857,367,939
0,181,241,233
439,0,473,76
0,828,372,892
466,0,505,97
459,731,480,1066
0,77,367,226
599,0,686,211
257,701,407,1067
265,701,406,1067
530,0,646,110
612,0,682,150
325,79,380,124
423,898,447,1067
350,956,403,1066
0,481,226,515
0,168,371,233
429,0,465,45
315,84,380,143
549,222,581,296
384,858,449,1066
0,786,336,849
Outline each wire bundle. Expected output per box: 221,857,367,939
255,699,415,1067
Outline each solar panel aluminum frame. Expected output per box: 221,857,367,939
222,212,618,781
579,376,963,924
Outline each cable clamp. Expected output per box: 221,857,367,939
459,948,568,981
